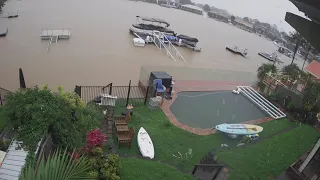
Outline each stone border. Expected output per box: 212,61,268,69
160,80,274,135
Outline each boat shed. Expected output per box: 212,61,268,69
180,4,203,15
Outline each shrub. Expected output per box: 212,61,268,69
87,147,120,180
84,129,106,152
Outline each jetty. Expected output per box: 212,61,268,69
2,11,19,18
40,28,71,52
41,29,71,40
226,46,248,58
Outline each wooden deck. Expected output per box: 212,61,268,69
41,29,71,39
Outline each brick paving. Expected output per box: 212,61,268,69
161,80,274,135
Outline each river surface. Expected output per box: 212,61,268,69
0,0,305,91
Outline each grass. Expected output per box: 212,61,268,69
120,158,195,180
217,125,320,180
114,105,320,179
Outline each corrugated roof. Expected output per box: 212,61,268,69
0,140,27,180
0,139,41,180
181,4,203,11
305,60,320,79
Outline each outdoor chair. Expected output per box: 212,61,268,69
117,127,135,148
153,79,166,94
114,113,131,126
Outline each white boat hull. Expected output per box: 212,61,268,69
137,127,155,159
129,26,173,36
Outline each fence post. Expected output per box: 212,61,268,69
19,68,26,89
109,83,113,95
126,80,131,107
0,93,2,106
144,86,150,105
74,86,81,97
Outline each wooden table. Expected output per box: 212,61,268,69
116,125,129,133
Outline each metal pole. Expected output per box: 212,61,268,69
126,80,131,107
0,93,2,106
144,86,150,105
109,83,112,95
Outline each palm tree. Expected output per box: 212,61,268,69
20,149,93,180
282,64,300,80
257,63,277,81
289,31,305,65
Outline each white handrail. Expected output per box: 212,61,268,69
152,32,177,62
162,34,187,64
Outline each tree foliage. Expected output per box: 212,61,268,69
202,4,210,12
87,147,120,180
243,17,249,22
230,16,235,24
2,86,103,165
179,0,192,5
20,149,93,180
257,63,277,81
281,64,302,80
302,81,320,112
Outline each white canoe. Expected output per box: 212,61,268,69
137,127,155,159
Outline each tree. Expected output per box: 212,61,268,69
2,86,103,165
301,81,320,124
20,149,92,180
179,0,192,5
289,31,305,65
282,64,301,80
202,4,210,12
230,16,235,25
243,17,249,22
257,63,277,81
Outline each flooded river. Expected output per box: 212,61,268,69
0,0,305,91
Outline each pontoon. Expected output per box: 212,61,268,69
129,16,175,35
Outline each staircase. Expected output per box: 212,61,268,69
299,138,320,172
151,31,187,63
46,35,58,53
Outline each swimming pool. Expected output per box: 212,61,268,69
170,91,268,129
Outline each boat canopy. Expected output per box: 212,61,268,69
136,16,170,27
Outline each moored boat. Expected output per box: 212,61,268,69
129,16,175,36
258,52,283,63
0,28,8,37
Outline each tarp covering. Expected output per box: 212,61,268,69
136,16,170,27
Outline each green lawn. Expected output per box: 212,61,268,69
120,158,195,180
217,125,320,180
115,105,320,179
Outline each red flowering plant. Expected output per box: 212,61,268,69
83,129,107,152
68,151,81,162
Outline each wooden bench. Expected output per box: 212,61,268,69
117,127,135,148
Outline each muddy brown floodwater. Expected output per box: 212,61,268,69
0,0,305,91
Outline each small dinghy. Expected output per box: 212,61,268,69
0,28,8,37
226,46,248,57
137,127,155,159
